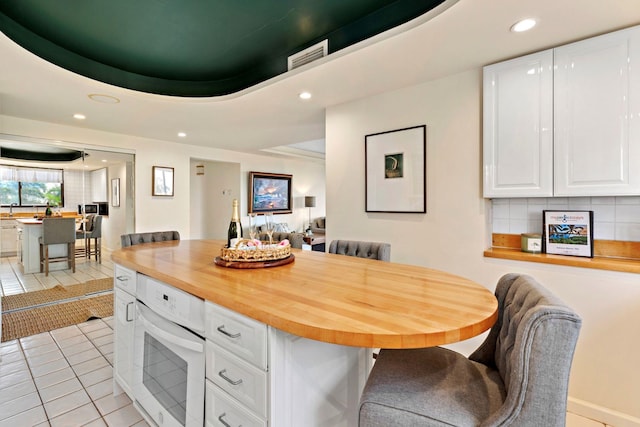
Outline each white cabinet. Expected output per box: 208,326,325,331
91,168,108,202
483,50,553,197
204,301,369,427
1,219,18,256
554,25,640,196
483,25,640,198
113,264,137,398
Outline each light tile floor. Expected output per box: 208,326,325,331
1,248,147,426
0,250,611,427
0,318,148,427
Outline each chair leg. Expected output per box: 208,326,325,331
68,242,76,273
95,237,101,263
44,245,49,276
39,243,44,273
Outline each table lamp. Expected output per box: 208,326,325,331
304,196,316,235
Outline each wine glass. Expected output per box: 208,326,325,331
248,213,258,240
264,212,275,246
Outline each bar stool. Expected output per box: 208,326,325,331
75,214,95,258
84,215,102,263
39,217,76,276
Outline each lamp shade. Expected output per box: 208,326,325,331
304,196,316,208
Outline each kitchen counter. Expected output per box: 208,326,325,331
15,218,76,273
111,239,498,349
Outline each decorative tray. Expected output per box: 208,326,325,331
214,254,295,269
215,239,293,268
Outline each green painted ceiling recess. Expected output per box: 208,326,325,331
0,0,445,97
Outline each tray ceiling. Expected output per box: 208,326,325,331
0,0,445,97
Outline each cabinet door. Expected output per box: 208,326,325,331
113,287,136,398
90,168,108,202
554,26,640,196
483,49,553,197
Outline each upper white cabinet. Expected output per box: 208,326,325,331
91,168,108,202
554,26,640,196
483,49,553,197
483,25,640,198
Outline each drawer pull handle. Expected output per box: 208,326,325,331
217,325,241,339
125,302,134,322
116,275,129,282
218,369,243,386
217,413,233,427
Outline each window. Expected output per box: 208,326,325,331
0,165,65,207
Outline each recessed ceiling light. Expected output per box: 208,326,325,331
73,113,86,120
88,94,120,104
178,132,187,138
510,18,537,33
299,91,312,100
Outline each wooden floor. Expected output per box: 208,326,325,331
0,247,113,297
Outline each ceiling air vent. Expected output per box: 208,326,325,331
288,40,328,71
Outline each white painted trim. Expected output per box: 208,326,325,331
568,397,640,427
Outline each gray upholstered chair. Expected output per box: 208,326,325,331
84,215,102,262
39,217,76,276
328,240,390,261
359,273,582,427
121,230,180,248
75,213,95,258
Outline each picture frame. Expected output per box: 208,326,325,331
542,210,594,258
248,171,292,214
365,125,426,213
152,166,174,197
111,178,120,207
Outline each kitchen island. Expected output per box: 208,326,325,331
111,240,498,426
16,217,73,273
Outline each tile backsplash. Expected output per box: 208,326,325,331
491,197,640,242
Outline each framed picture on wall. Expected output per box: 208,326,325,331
152,166,174,197
365,125,426,213
111,178,120,207
542,210,594,257
248,171,292,214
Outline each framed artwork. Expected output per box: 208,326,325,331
543,210,594,257
365,125,426,213
111,178,120,207
248,171,292,214
152,166,174,197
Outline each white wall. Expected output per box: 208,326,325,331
0,115,326,243
326,69,640,426
190,159,241,240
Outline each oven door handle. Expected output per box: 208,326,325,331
138,309,204,353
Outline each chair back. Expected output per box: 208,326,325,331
469,273,582,426
88,215,102,238
328,240,390,261
121,231,180,248
42,218,76,244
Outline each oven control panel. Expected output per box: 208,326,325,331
136,273,205,335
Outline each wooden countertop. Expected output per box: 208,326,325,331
111,240,498,349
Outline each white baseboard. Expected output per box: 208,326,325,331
568,397,640,427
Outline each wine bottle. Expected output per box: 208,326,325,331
227,199,243,247
45,202,52,217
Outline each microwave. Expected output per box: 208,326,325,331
78,204,98,214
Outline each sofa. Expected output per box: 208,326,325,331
258,231,304,249
311,217,326,234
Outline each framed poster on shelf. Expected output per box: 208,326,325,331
542,210,594,258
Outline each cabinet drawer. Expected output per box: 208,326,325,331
206,380,266,427
205,301,267,370
114,264,136,295
206,341,268,418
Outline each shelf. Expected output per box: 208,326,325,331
485,234,640,274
